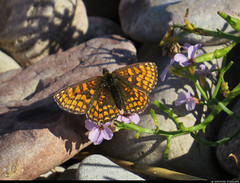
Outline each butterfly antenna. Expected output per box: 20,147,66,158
102,46,117,72
108,46,116,65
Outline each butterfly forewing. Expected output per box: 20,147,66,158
54,76,102,114
112,62,157,114
112,62,158,93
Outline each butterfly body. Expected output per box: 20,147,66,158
100,69,125,111
54,62,158,123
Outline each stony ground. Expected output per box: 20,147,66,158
0,0,240,180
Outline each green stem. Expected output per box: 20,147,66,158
190,128,240,146
230,83,240,97
164,136,172,159
217,100,240,121
150,109,160,131
153,100,180,127
231,82,240,93
188,82,240,132
173,24,240,42
212,70,224,99
190,76,208,101
212,61,233,99
115,121,189,137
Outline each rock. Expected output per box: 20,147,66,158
0,51,20,73
0,35,137,180
84,16,124,41
83,0,120,22
37,166,65,180
119,0,240,44
0,0,88,66
215,42,240,178
58,163,80,180
216,97,240,178
76,154,145,180
85,43,231,179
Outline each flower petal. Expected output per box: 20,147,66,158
199,64,206,70
175,91,187,106
85,119,97,130
186,90,192,99
179,60,191,67
197,64,208,75
194,43,202,50
182,43,191,50
160,66,170,81
188,44,201,59
104,122,111,127
88,127,101,143
101,127,113,140
186,98,196,111
160,58,175,81
188,45,196,59
129,114,140,124
174,53,190,67
174,53,188,63
116,115,122,122
121,116,131,123
93,137,104,145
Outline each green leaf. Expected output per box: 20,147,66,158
195,41,236,63
218,11,240,32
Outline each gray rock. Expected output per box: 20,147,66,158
83,0,120,22
58,163,80,180
216,98,240,178
76,154,145,180
215,43,240,178
37,166,65,180
84,16,124,41
0,0,88,66
119,0,240,44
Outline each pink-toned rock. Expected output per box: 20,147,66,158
0,0,88,67
0,35,137,180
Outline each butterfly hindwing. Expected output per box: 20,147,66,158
115,81,149,114
86,88,120,123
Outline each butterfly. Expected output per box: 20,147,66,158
54,62,158,123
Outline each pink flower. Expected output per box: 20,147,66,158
160,58,175,81
196,64,215,76
85,120,113,145
174,43,202,67
117,113,140,125
160,43,202,82
175,90,196,111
